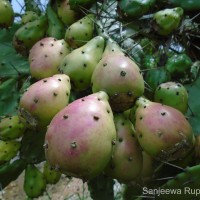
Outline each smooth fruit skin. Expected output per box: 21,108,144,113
154,82,189,114
0,0,14,28
29,37,70,79
135,97,194,161
105,114,143,183
19,74,71,127
60,36,105,91
45,91,117,180
92,53,144,112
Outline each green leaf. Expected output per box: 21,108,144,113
0,24,30,78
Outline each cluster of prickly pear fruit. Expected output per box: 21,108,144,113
1,0,200,199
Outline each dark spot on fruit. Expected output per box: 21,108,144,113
58,78,61,81
158,86,161,90
81,51,85,54
53,92,58,96
60,52,63,55
112,140,116,145
98,98,101,101
161,112,166,116
97,45,100,48
80,80,83,83
51,43,54,46
140,116,143,120
9,125,12,128
144,106,146,108
82,99,85,101
44,54,48,58
120,71,126,77
139,133,143,138
40,42,44,46
176,92,179,95
157,131,163,137
93,116,99,121
83,64,87,67
103,63,107,67
71,141,77,149
167,87,169,90
177,84,182,87
34,98,38,103
43,143,48,149
119,138,123,142
80,21,82,24
66,92,69,96
121,122,125,126
43,80,47,83
128,157,133,161
63,115,68,119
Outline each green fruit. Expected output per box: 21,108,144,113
57,0,78,26
0,0,14,28
24,164,46,198
119,0,156,19
60,36,105,91
21,11,39,24
154,82,189,114
165,53,193,77
153,7,184,35
142,54,158,70
43,161,61,184
13,15,48,56
0,115,26,141
0,140,20,164
65,14,95,48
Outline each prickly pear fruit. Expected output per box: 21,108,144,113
45,91,117,180
29,37,70,79
153,7,184,35
19,74,71,127
59,36,104,91
165,53,193,77
13,15,48,56
69,0,96,9
24,164,46,198
140,151,154,180
0,0,14,28
46,4,65,39
43,161,61,184
135,97,194,161
65,14,95,48
154,82,188,114
0,140,20,164
0,115,26,141
57,0,78,26
118,0,156,19
92,40,144,112
142,54,158,70
106,114,143,183
21,11,39,24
